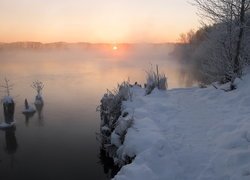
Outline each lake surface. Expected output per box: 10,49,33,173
0,46,189,180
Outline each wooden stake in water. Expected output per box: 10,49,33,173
1,78,15,124
3,101,15,124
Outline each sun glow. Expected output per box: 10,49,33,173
112,45,118,51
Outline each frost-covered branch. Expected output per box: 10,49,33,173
174,0,250,86
0,78,14,97
31,80,44,96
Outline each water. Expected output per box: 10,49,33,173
0,45,188,180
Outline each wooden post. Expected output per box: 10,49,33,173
3,100,15,124
25,99,29,109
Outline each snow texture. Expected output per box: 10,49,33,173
34,95,44,105
2,96,14,104
22,106,36,113
0,121,15,129
113,74,250,180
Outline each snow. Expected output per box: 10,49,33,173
113,74,250,180
0,121,15,129
34,95,44,105
2,96,14,104
22,106,36,113
101,126,111,131
111,132,122,147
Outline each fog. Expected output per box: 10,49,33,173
0,44,195,92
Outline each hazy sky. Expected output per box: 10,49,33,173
0,0,199,43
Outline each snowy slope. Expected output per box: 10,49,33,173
113,74,250,180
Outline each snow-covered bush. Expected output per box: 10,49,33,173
31,80,44,105
104,112,135,166
145,65,167,95
98,81,135,167
100,81,132,130
99,81,132,144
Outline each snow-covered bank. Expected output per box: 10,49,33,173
111,74,250,180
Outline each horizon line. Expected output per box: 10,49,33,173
0,41,180,44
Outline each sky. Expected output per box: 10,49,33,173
0,0,199,43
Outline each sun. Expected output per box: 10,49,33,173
112,45,118,51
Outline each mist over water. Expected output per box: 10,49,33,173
0,44,193,179
0,44,193,89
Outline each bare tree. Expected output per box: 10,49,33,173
31,80,44,96
193,0,250,83
233,0,249,77
0,78,14,97
179,30,196,44
31,80,44,105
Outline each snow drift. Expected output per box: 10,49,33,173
109,73,250,180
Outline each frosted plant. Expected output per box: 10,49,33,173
31,80,44,105
145,65,168,95
0,78,15,105
1,78,13,97
193,0,250,87
100,81,132,128
31,80,44,97
99,80,132,152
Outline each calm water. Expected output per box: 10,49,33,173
0,46,188,180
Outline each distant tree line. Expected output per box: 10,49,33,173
173,0,250,88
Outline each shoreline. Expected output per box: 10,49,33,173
100,73,250,180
